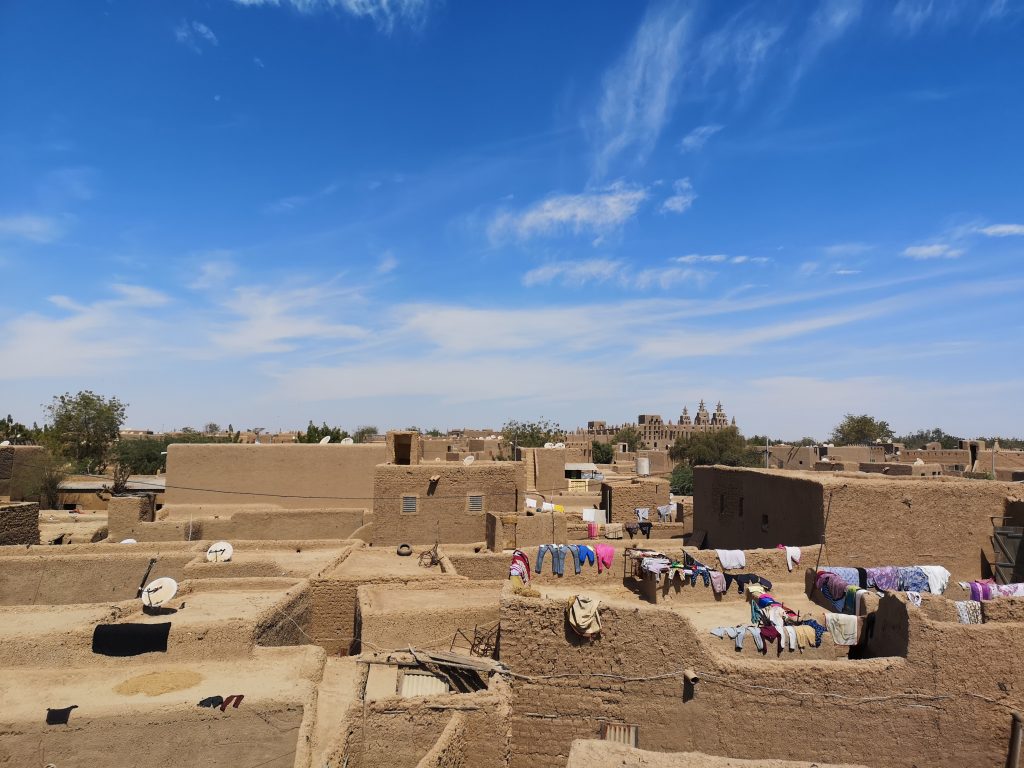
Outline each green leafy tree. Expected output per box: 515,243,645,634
670,464,694,495
500,419,564,449
44,391,127,472
979,436,1024,450
830,414,894,445
592,440,614,464
674,427,763,467
352,425,378,444
895,427,961,449
204,422,222,435
0,414,42,444
296,421,351,444
668,435,688,463
425,428,444,437
613,425,643,452
114,438,168,475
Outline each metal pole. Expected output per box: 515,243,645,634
1007,711,1022,768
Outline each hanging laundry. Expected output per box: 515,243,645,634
801,619,827,647
541,501,555,512
825,612,859,646
656,504,673,522
638,522,652,538
554,504,565,513
536,544,568,576
897,567,929,593
776,545,801,571
821,566,859,586
905,591,922,607
709,570,726,594
567,595,602,637
576,545,596,568
716,549,746,570
45,705,78,725
593,543,615,573
815,572,850,612
955,600,983,624
509,549,531,583
625,523,639,539
635,508,650,522
866,566,899,591
918,566,951,595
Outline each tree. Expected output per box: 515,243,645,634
673,427,763,468
613,425,642,452
204,422,222,435
895,427,961,450
425,428,444,437
670,464,694,495
592,441,614,464
44,391,127,472
21,452,67,509
0,414,41,444
114,438,167,474
500,419,564,449
352,425,378,444
830,414,894,445
296,421,351,444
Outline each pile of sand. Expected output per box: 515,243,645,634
114,670,203,697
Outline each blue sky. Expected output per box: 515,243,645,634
2,0,1023,438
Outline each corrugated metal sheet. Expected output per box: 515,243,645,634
399,671,449,698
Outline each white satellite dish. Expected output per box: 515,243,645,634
543,442,555,449
141,577,178,607
463,455,476,465
554,442,566,449
206,541,234,562
0,440,10,446
340,437,354,445
120,538,138,544
319,435,331,444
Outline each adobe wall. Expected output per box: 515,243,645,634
567,742,868,768
0,501,39,545
498,586,1024,768
164,443,384,508
694,467,1022,577
0,445,47,501
372,463,524,546
486,512,567,551
602,478,670,524
357,581,502,652
339,678,512,768
535,448,568,494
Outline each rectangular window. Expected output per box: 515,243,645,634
601,722,639,747
401,495,417,514
468,494,484,513
761,513,769,532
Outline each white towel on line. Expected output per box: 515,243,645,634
715,549,746,570
782,546,801,572
919,565,951,595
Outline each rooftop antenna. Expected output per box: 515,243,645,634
319,435,331,444
463,455,476,465
206,541,234,562
141,576,178,609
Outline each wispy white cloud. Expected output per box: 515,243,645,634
377,251,398,274
522,259,622,288
792,0,863,87
660,178,697,214
175,19,219,52
631,266,707,290
210,284,367,355
699,11,785,94
890,0,1012,34
902,243,964,259
489,182,648,242
676,253,769,265
0,214,65,243
229,0,432,32
264,181,340,214
679,124,723,153
823,242,872,257
189,256,237,290
591,2,693,176
977,223,1024,237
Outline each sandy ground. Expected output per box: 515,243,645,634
325,546,442,578
309,656,362,767
568,740,869,767
361,582,501,613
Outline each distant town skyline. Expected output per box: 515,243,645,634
2,1,1023,437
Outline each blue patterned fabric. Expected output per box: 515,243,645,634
897,566,929,592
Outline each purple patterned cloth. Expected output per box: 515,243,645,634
866,566,899,591
822,566,859,585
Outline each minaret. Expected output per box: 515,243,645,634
679,406,691,426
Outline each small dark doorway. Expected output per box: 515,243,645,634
395,434,412,465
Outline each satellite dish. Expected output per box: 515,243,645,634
463,455,476,465
141,577,178,607
554,442,566,449
120,538,138,544
543,442,555,449
0,440,10,446
206,541,234,562
319,435,331,444
340,437,354,445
